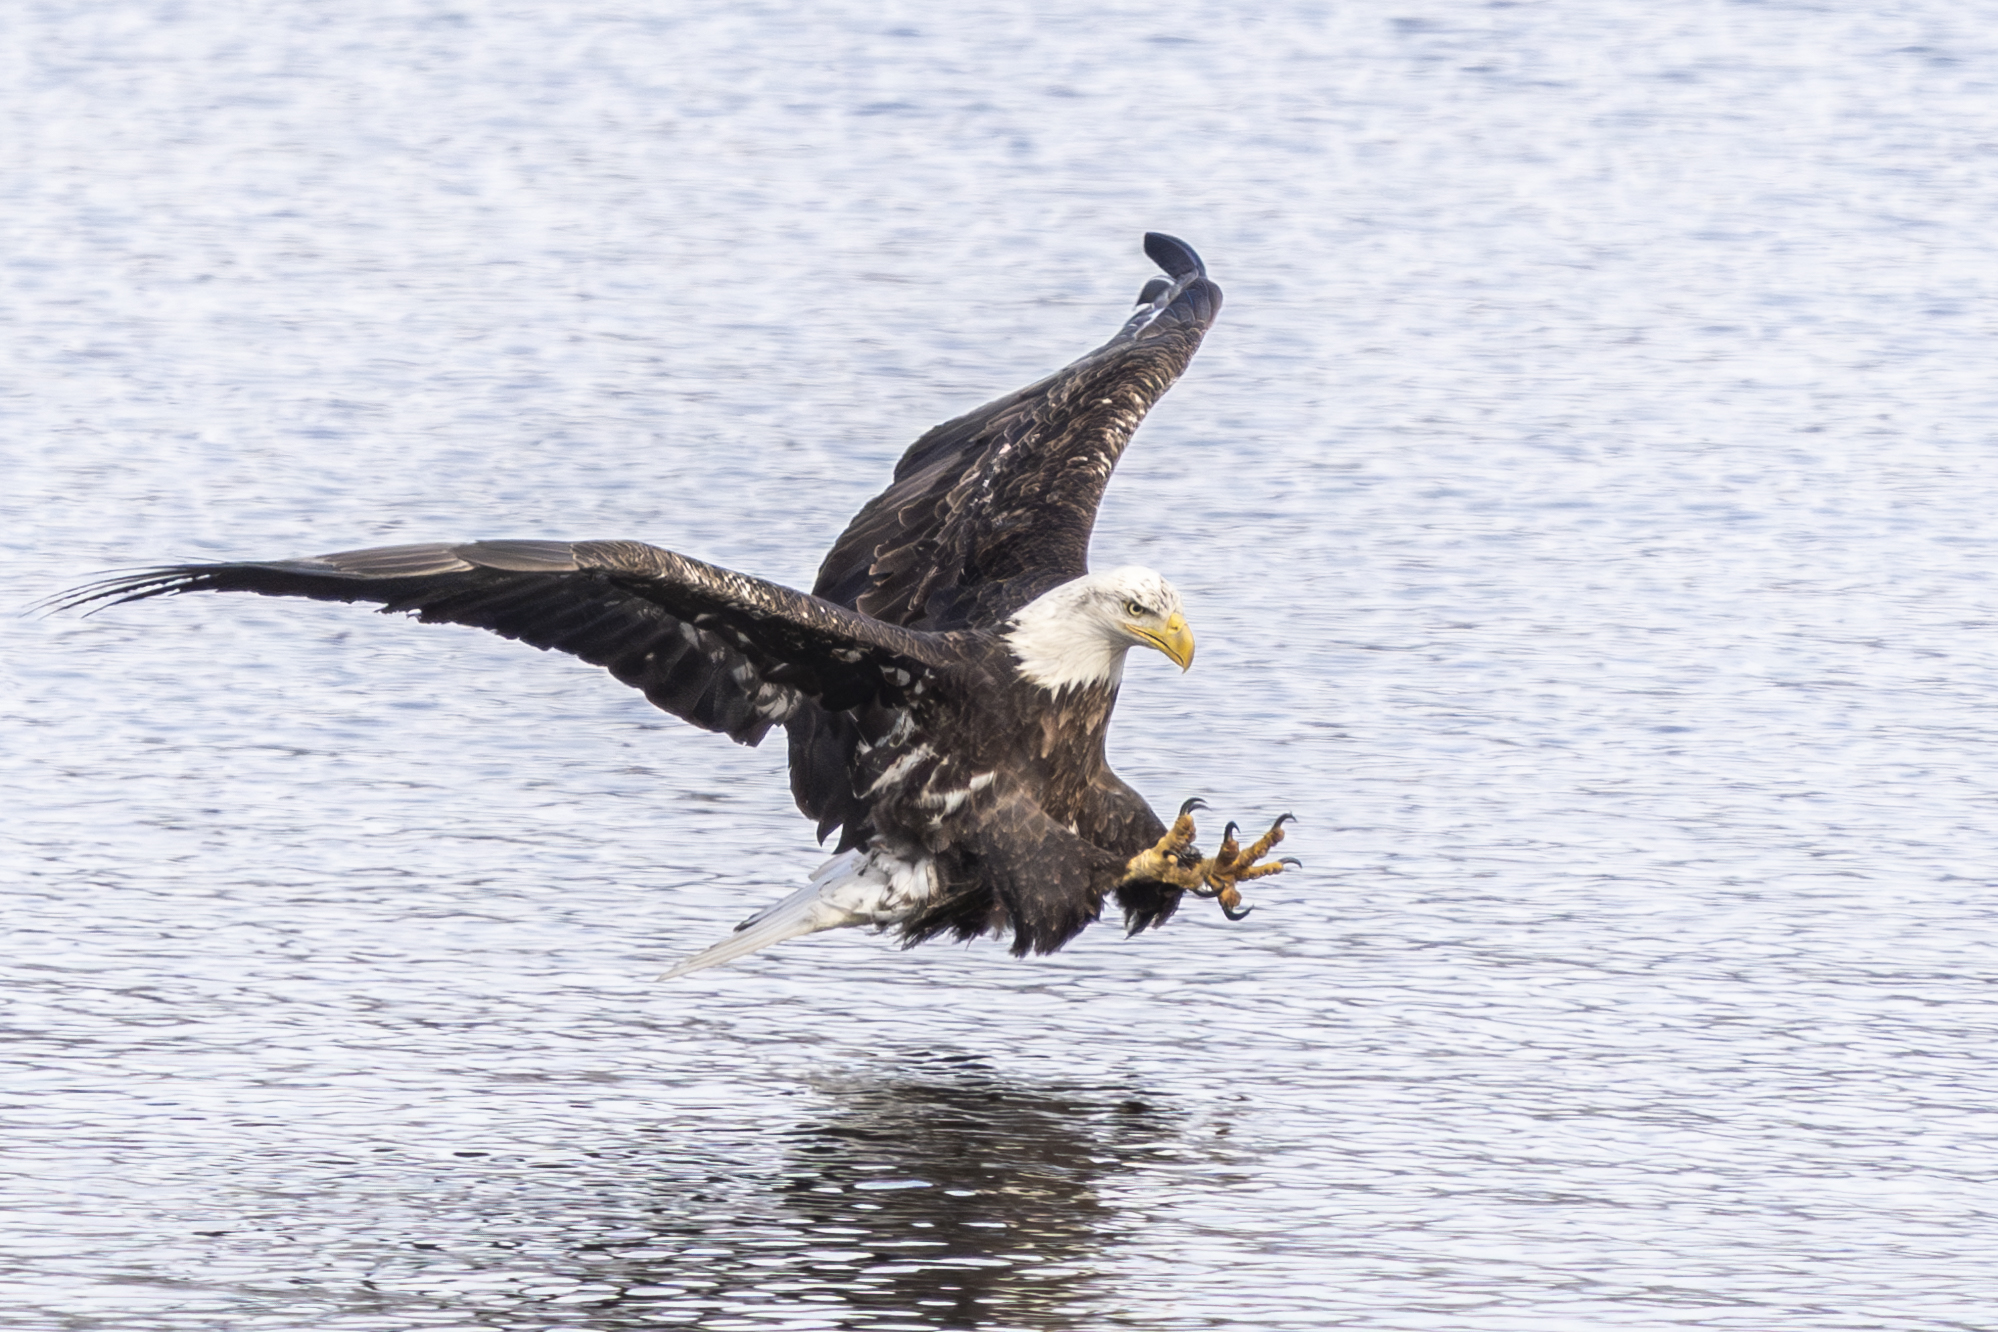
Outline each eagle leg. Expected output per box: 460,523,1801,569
1123,800,1204,878
1120,810,1296,921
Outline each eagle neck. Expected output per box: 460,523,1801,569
1003,592,1129,694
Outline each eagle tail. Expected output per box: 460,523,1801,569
657,848,938,979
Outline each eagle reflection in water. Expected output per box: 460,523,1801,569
561,1068,1174,1328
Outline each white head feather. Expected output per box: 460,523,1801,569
1004,567,1191,692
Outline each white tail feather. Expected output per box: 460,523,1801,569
657,849,938,980
656,881,859,979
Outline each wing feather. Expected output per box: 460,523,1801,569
812,232,1222,630
787,233,1220,847
54,539,959,747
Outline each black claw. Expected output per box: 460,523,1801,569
1222,821,1239,843
1179,797,1208,817
1222,900,1254,922
1273,812,1296,830
1279,857,1303,869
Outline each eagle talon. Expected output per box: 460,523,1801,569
1238,814,1292,865
1120,805,1296,923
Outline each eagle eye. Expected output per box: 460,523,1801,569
1125,599,1148,618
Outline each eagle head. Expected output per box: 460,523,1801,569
1005,566,1194,692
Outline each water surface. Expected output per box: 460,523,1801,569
6,2,1998,1328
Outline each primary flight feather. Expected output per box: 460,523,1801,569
56,232,1294,977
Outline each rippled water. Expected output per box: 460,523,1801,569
7,2,1998,1328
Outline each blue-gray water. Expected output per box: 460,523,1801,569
6,3,1998,1328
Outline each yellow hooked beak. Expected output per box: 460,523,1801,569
1127,611,1196,672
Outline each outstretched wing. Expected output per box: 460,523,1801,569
812,232,1223,630
54,540,960,747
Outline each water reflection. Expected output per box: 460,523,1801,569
766,1065,1165,1327
87,1062,1172,1329
539,1062,1170,1329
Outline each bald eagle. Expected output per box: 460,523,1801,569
56,233,1293,977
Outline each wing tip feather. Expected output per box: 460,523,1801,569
1142,232,1206,280
38,568,209,618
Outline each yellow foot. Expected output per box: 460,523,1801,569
1121,804,1298,921
1123,797,1207,877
